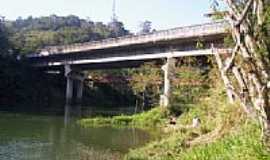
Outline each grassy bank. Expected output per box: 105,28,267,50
79,107,168,128
79,83,270,160
125,121,269,160
124,85,270,160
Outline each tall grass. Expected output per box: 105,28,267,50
79,107,168,128
124,85,270,160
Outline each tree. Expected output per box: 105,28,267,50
108,19,129,37
5,15,130,54
0,16,10,55
129,63,162,110
213,0,270,145
139,20,152,34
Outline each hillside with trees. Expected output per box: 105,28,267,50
5,15,130,54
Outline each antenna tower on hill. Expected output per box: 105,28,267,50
112,0,118,21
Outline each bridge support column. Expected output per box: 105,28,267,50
64,64,86,124
64,64,85,107
160,57,175,107
66,76,74,106
76,77,85,105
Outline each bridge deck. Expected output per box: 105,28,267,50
39,21,229,56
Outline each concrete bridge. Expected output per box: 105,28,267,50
27,20,231,107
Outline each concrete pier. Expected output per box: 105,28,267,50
160,57,175,107
65,77,74,106
76,79,84,105
64,64,85,108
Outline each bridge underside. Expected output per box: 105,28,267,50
39,59,155,71
33,48,231,109
30,49,224,72
28,34,225,71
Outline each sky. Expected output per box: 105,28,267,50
0,0,214,32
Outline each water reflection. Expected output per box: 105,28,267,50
64,104,82,126
0,112,155,160
64,104,71,126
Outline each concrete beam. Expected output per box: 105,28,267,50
45,49,231,67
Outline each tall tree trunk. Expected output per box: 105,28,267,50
219,0,270,146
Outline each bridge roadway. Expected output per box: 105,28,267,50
27,20,229,70
26,20,231,107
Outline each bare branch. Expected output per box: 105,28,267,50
223,45,239,72
214,49,235,103
250,72,263,94
225,0,241,18
235,0,254,26
257,0,264,25
232,66,248,91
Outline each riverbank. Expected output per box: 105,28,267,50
79,84,270,160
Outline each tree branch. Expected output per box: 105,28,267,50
225,0,241,18
257,0,264,25
232,66,248,92
214,49,236,103
223,44,239,72
235,0,254,26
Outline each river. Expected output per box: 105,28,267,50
0,112,156,160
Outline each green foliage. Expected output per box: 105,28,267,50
130,107,169,127
129,63,161,94
0,20,11,55
125,84,270,160
128,63,162,108
79,107,169,128
6,15,130,54
180,122,269,160
125,121,269,160
169,66,209,116
0,56,66,110
262,6,270,58
196,39,204,49
108,20,129,37
224,35,235,48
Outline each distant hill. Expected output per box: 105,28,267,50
5,15,130,54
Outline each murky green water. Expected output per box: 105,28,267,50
0,113,154,160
